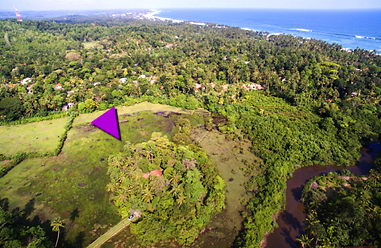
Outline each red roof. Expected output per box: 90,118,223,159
142,169,162,179
150,170,162,177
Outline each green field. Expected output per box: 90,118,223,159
0,104,206,247
0,117,69,156
73,102,191,127
189,130,261,248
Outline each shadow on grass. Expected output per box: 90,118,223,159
0,197,86,248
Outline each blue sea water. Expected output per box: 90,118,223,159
156,9,381,52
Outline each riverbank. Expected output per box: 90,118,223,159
265,142,381,248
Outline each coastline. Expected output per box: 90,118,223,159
147,9,381,54
141,9,183,23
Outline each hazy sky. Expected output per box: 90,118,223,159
1,0,381,11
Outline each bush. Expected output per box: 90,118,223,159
0,97,25,122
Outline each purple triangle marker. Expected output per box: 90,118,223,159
91,107,121,140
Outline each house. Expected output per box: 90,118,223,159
119,78,127,83
138,75,146,79
142,169,163,179
20,77,33,85
62,103,75,111
150,170,162,177
165,43,175,48
241,83,264,91
195,83,205,92
67,90,75,96
54,83,63,90
351,92,359,97
149,76,159,84
27,84,35,94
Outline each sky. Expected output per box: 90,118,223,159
1,0,381,11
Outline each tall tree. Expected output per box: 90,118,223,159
51,217,64,248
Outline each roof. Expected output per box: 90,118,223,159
142,169,163,179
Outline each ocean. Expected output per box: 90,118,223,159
155,9,381,52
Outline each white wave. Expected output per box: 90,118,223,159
355,35,376,40
241,27,258,32
267,33,283,37
189,21,207,26
291,28,312,32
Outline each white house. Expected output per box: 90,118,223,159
62,103,75,111
67,90,75,96
119,78,127,83
27,84,34,94
241,83,264,91
54,83,63,90
20,78,33,85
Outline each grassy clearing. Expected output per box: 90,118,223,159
73,102,192,127
0,107,202,247
83,41,103,50
190,129,261,248
0,117,68,156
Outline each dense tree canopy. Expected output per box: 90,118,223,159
0,200,53,248
106,133,225,245
301,165,381,247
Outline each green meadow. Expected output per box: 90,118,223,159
73,102,191,127
0,117,68,156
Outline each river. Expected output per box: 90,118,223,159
266,142,381,248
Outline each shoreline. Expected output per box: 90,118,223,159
147,9,381,54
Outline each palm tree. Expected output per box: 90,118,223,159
51,217,64,248
176,194,186,205
296,234,312,248
170,172,181,185
142,186,154,203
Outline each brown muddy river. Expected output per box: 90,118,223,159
266,142,381,248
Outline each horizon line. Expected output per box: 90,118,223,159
1,7,381,11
